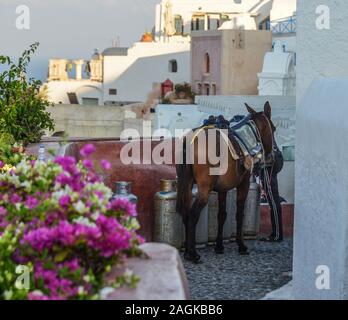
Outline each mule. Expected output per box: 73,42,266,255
176,102,276,263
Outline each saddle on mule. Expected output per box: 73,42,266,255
192,115,263,172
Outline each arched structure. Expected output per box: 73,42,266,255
258,41,296,96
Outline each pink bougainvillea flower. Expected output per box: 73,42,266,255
25,196,39,209
59,195,71,208
0,206,7,216
80,144,96,158
10,193,21,204
82,159,93,170
95,191,104,200
0,160,3,168
54,156,78,174
100,159,111,170
55,172,72,185
28,292,51,300
109,198,137,217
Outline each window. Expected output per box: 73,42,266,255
208,14,220,30
212,84,217,95
204,53,210,74
204,84,210,96
169,60,178,73
109,89,117,95
82,98,99,105
174,15,184,35
209,18,219,30
191,15,205,31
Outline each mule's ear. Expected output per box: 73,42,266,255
264,101,272,119
245,103,257,115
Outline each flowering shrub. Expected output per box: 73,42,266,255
0,142,35,173
0,144,143,300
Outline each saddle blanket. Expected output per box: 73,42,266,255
189,115,263,172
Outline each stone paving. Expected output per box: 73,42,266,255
181,239,293,300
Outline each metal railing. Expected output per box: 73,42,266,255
267,16,296,34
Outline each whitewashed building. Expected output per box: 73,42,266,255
43,0,296,105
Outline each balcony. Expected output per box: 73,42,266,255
268,16,296,35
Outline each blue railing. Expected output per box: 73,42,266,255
267,16,296,34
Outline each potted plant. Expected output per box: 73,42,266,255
141,31,154,43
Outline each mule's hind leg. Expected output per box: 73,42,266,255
184,190,210,263
236,175,251,255
215,191,227,254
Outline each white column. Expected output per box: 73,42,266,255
74,59,84,80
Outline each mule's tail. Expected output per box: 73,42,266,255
176,136,193,215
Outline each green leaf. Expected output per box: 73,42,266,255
54,249,70,263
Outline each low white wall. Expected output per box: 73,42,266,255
48,104,125,138
45,81,103,105
154,104,209,137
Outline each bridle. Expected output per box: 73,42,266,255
249,113,275,168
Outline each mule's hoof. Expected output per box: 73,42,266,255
214,246,224,254
238,248,249,255
238,246,249,255
184,252,201,264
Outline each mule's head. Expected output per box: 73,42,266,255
245,101,276,164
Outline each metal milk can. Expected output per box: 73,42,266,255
243,176,261,239
208,191,235,244
111,181,138,205
154,179,183,249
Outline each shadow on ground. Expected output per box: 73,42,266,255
181,239,293,300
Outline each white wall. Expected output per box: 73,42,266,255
103,42,190,103
294,79,348,299
154,104,209,137
270,0,297,21
297,0,348,103
48,104,126,138
45,81,103,105
155,0,270,40
293,0,348,299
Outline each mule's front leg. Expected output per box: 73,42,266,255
185,194,209,263
236,176,250,255
215,192,227,254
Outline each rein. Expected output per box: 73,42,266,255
251,114,280,239
249,114,275,168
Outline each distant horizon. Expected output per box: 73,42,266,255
0,0,159,81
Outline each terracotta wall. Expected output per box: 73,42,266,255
66,139,177,241
260,204,294,238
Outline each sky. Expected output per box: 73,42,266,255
0,0,159,81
